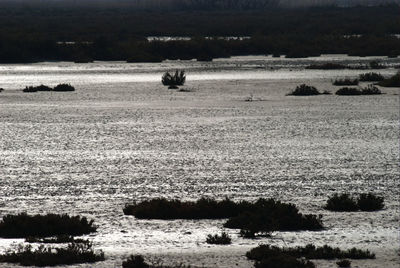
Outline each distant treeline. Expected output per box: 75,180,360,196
0,5,399,62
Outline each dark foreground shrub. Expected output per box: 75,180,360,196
224,198,323,236
287,84,321,96
378,72,400,87
357,193,384,211
360,85,382,95
0,88,4,92
53,84,75,91
333,78,359,86
335,87,362,95
205,232,231,245
123,197,252,219
0,213,96,238
306,63,347,70
246,244,375,261
122,255,149,268
337,259,351,267
23,86,38,93
254,254,315,268
0,242,104,266
26,235,87,244
359,72,384,81
35,85,53,91
325,194,358,211
162,70,186,89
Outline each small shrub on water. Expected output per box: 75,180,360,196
205,232,231,245
53,84,75,91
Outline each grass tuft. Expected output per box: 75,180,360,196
205,232,232,245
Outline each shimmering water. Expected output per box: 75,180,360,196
0,55,399,268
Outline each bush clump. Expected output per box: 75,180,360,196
359,72,384,81
53,84,75,91
122,255,149,268
205,232,232,245
26,235,87,244
325,193,384,212
333,78,359,86
223,199,323,237
378,72,400,87
162,70,186,89
0,241,104,266
287,84,321,96
0,213,96,238
123,197,251,219
337,259,351,267
254,254,315,268
335,85,382,95
246,244,375,261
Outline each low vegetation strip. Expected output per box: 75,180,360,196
333,78,359,86
378,72,400,87
287,84,328,96
335,85,382,95
23,84,75,93
246,244,375,261
0,213,96,238
359,72,384,82
0,242,104,267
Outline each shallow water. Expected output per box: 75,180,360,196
0,55,399,268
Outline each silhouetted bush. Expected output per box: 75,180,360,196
357,193,384,211
0,213,96,238
23,86,39,93
369,61,385,69
325,193,384,212
122,255,149,268
123,197,252,219
0,88,4,92
325,194,358,211
239,229,256,239
53,84,75,91
333,78,359,86
206,232,231,245
0,241,104,266
254,254,315,268
162,70,186,89
335,87,361,95
378,72,400,87
306,63,347,70
223,198,323,236
337,259,351,267
246,244,375,261
26,235,87,244
359,72,384,81
360,85,382,95
287,84,321,96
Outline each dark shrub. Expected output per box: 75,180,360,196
239,229,257,239
306,63,347,70
23,86,38,93
122,255,149,268
0,241,104,266
359,72,384,81
123,197,252,219
357,193,384,211
337,259,351,267
35,85,53,91
325,194,358,211
162,70,186,89
335,87,362,95
378,72,400,87
333,78,359,86
246,244,375,261
0,88,4,92
254,254,315,268
360,85,382,95
206,232,231,245
369,61,385,69
224,198,323,234
53,84,75,91
26,235,87,244
287,84,320,96
0,213,96,238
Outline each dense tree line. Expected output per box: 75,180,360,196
0,4,399,62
